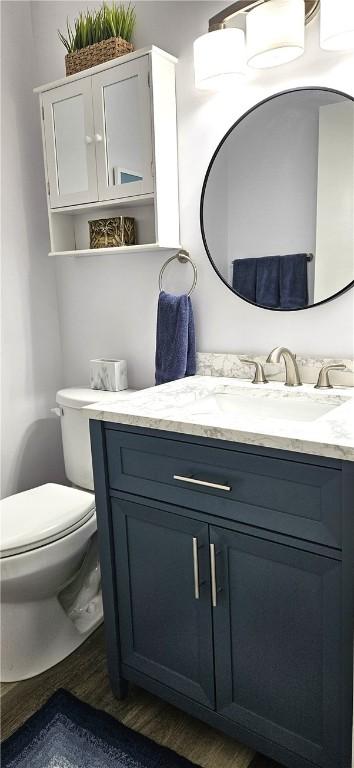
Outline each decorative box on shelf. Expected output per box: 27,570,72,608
89,217,136,249
90,359,128,392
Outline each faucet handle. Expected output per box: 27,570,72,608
314,364,347,390
242,359,268,385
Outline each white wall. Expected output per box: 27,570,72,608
1,1,65,497
11,1,354,400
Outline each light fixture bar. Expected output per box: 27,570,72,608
305,0,321,23
209,1,263,31
208,0,320,32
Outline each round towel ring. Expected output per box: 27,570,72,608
159,250,198,297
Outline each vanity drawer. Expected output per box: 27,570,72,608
105,430,342,548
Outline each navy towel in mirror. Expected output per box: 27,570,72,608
256,256,280,308
155,291,196,386
232,259,257,303
232,253,309,309
279,253,309,309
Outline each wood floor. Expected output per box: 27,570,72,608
0,626,282,768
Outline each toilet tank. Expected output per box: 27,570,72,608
56,388,133,491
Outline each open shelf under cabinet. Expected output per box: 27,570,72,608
49,243,181,258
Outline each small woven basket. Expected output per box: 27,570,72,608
65,36,134,76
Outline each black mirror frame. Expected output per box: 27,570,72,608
200,86,354,312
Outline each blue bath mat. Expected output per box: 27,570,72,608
2,689,201,767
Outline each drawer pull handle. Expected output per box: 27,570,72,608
173,475,231,492
210,544,217,608
192,537,200,600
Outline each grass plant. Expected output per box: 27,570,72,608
58,3,136,53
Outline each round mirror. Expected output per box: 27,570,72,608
201,87,354,311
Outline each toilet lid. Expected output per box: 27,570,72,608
0,484,95,558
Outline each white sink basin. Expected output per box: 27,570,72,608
182,390,347,423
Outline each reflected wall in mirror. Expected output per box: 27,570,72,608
201,88,354,311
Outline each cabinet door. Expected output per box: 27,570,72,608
92,57,154,201
112,498,215,707
210,526,342,768
42,79,98,208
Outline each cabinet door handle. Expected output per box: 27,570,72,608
192,537,200,600
85,135,93,144
173,475,231,492
210,543,217,608
94,133,103,143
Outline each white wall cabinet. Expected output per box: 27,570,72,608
93,56,154,201
35,47,180,256
42,78,98,208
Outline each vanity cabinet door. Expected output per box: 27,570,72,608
92,56,154,201
112,498,215,708
211,526,342,768
42,78,98,208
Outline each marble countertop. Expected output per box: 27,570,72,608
85,376,354,462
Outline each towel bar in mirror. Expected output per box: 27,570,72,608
200,87,354,311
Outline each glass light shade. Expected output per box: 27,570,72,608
246,0,305,69
194,28,246,90
320,0,354,51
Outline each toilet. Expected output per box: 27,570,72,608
0,387,131,682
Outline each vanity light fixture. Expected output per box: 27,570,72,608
194,27,246,90
194,0,354,90
246,0,305,69
320,0,354,51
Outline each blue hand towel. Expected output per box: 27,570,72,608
256,255,280,308
155,291,196,386
232,258,257,302
279,253,308,309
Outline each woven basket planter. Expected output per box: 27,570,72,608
65,36,134,76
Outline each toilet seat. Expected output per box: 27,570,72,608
0,483,95,558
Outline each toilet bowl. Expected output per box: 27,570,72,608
0,386,134,682
0,484,101,682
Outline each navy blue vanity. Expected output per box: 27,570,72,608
90,420,354,768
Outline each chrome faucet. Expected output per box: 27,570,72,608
267,347,302,387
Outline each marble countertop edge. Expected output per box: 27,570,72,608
88,410,352,461
84,385,354,461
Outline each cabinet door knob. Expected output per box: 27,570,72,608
94,133,103,143
85,135,93,144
